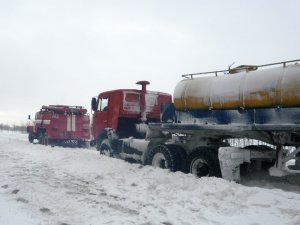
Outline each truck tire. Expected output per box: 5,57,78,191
28,135,34,143
44,133,48,146
38,133,44,145
184,149,221,178
99,139,113,157
38,132,48,146
167,145,187,172
145,145,177,172
96,139,101,151
77,140,85,148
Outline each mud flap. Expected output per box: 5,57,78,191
218,147,250,182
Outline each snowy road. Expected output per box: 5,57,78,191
1,131,300,225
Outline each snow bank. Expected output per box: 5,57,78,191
0,194,39,225
0,131,300,225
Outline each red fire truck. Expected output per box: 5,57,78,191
27,105,90,147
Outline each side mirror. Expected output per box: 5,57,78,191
28,115,31,120
91,97,97,111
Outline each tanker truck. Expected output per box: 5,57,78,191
91,60,300,181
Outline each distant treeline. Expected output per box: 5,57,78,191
0,123,27,133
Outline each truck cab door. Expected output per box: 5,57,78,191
93,96,109,137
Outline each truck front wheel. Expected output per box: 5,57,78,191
99,139,113,157
185,149,221,178
38,132,48,145
146,145,176,172
38,133,44,145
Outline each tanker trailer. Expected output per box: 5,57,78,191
146,60,300,181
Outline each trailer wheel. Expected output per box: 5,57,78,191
167,145,187,172
146,145,176,172
185,149,221,178
99,139,113,157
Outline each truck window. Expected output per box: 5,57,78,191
98,97,108,111
125,93,140,103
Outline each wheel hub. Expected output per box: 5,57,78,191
100,144,112,157
191,158,210,177
152,153,168,169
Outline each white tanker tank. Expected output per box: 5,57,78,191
174,61,300,111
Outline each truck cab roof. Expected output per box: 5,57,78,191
41,105,88,115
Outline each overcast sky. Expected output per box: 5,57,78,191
1,0,299,125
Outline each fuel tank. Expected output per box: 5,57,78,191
174,64,300,110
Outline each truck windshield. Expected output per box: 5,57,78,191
98,97,108,111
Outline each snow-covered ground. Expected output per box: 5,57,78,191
1,131,300,225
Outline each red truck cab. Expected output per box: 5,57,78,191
91,81,172,150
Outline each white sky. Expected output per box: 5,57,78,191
1,0,299,125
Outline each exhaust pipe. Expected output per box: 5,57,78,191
136,81,150,122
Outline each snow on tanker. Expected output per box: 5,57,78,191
27,105,90,147
93,59,300,181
